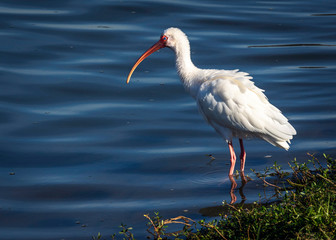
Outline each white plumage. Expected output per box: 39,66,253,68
126,27,296,176
197,70,296,150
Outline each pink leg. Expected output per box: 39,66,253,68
239,138,246,173
228,141,236,176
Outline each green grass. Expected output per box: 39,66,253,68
94,154,336,240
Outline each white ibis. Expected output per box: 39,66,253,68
126,27,296,176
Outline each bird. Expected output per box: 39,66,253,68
126,27,296,176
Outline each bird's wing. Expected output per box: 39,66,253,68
196,70,296,148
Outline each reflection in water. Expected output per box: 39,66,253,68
199,173,250,217
229,173,247,204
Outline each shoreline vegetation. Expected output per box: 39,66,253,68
94,154,336,240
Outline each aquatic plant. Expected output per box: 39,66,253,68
96,154,336,239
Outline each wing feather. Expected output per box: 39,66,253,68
197,71,296,149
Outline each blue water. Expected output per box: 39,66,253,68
0,0,335,239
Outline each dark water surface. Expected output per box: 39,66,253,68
0,0,336,239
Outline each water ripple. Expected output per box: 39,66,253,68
0,0,336,239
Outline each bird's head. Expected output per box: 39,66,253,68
126,27,186,84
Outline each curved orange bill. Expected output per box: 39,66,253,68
126,40,166,84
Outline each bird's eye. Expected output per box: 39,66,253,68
161,35,168,42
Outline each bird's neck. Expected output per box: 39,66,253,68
173,40,201,98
